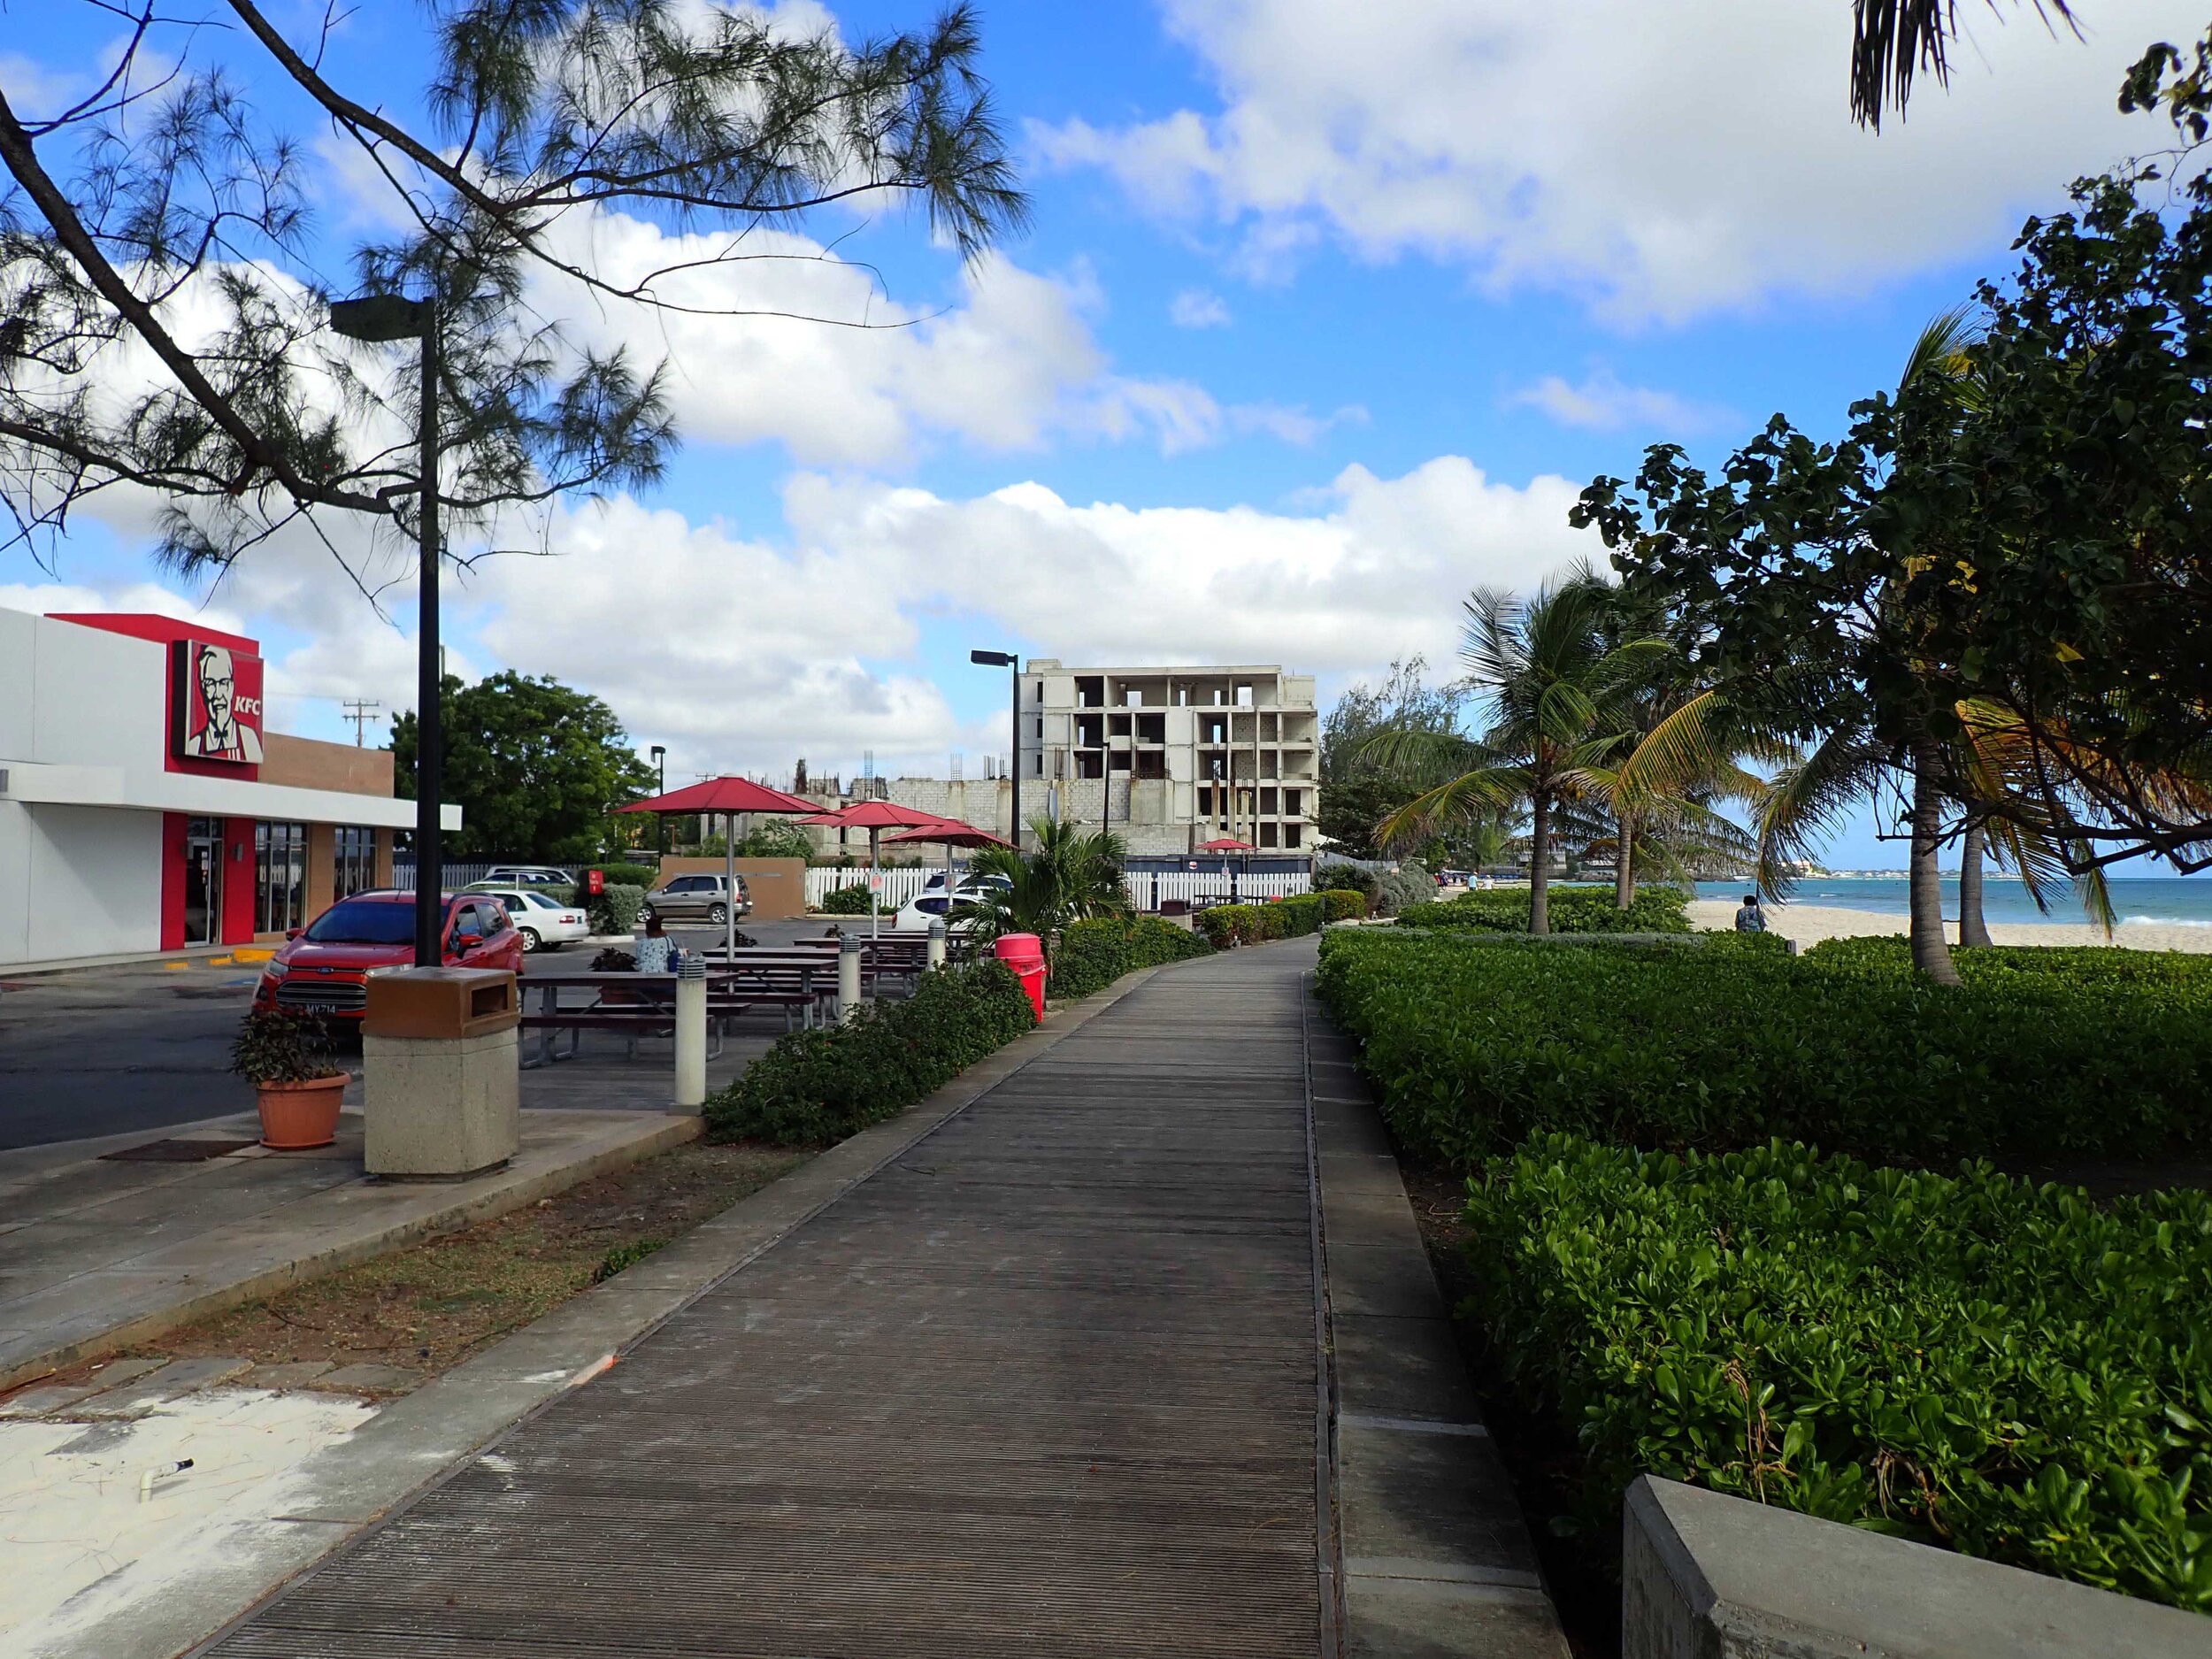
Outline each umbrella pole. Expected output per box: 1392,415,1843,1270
725,832,736,963
870,826,880,947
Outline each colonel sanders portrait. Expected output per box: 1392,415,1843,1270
184,642,264,763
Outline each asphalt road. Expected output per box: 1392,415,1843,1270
0,918,844,1151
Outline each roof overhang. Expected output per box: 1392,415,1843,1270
0,761,460,831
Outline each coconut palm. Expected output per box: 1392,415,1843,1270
959,820,1128,944
1363,565,1670,934
1850,0,2078,129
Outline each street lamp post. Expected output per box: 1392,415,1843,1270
649,746,667,856
329,293,442,968
970,649,1020,849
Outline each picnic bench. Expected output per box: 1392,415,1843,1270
518,967,826,1068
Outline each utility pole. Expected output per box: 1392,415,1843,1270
341,699,383,747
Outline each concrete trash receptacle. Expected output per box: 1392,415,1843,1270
362,966,521,1179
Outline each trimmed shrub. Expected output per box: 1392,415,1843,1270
1316,863,1381,906
1320,887,1369,921
1398,882,1691,934
705,959,1035,1146
1315,926,2212,1170
816,880,876,916
1375,859,1438,917
1048,915,1214,1001
1465,1133,2212,1610
587,883,644,935
1196,893,1329,947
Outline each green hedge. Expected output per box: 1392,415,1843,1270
1196,893,1329,947
1466,1133,2212,1609
1398,882,1691,934
1315,927,2212,1169
587,883,645,935
1321,888,1369,921
1048,916,1213,1001
816,880,877,915
704,959,1034,1146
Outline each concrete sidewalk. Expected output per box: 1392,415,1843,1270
0,1108,700,1394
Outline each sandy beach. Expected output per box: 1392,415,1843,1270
1686,899,2212,954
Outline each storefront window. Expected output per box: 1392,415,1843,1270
255,821,307,933
334,826,377,900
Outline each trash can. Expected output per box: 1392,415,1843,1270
362,966,520,1179
994,933,1048,1022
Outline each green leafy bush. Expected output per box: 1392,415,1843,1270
1048,915,1213,1000
587,883,645,935
816,880,877,915
1316,863,1380,905
704,959,1035,1146
1321,887,1369,921
1315,927,2212,1169
1465,1133,2212,1609
1399,882,1691,934
1196,893,1329,947
1375,859,1437,917
231,1007,342,1084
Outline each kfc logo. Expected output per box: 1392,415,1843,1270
173,640,265,764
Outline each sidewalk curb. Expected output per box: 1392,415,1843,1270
148,958,1179,1659
0,1114,703,1396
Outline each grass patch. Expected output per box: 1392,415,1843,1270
126,1141,803,1390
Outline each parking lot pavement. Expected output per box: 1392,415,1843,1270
0,958,264,1151
0,917,863,1150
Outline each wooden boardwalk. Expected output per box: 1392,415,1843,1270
208,948,1330,1657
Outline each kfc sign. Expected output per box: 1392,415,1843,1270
172,639,265,764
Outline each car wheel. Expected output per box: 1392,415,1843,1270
518,927,541,953
641,906,657,928
707,902,728,925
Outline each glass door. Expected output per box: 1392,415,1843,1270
183,818,223,946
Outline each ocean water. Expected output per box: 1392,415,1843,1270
1693,876,2212,927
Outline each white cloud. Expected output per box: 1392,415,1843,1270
3,455,1598,780
1170,288,1234,328
1507,370,1732,435
1033,0,2209,323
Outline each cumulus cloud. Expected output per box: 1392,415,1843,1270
4,456,1599,780
1507,370,1733,435
1033,0,2208,323
1170,288,1234,328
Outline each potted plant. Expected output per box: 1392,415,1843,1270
231,1007,349,1148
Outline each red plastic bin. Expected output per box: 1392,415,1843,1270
993,933,1048,1021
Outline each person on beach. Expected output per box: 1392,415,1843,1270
634,912,681,972
1734,894,1768,933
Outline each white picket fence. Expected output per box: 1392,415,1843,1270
805,868,939,909
803,865,1311,912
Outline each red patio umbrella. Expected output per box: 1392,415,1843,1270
1196,837,1256,851
618,776,820,958
800,800,959,941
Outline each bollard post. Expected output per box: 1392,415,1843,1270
839,933,864,1023
926,917,948,972
673,956,707,1111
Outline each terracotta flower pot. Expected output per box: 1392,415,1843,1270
254,1072,349,1149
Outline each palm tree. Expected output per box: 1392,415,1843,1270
1850,0,2078,130
1364,565,1669,934
960,819,1128,943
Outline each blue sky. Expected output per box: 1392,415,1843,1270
3,0,2202,868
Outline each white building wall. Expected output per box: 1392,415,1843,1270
30,617,165,772
21,803,163,961
0,802,30,964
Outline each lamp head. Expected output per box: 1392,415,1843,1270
969,649,1017,667
328,294,432,342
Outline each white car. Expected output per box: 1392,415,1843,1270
893,881,1004,933
472,887,591,953
480,864,574,887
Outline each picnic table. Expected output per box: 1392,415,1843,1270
518,964,828,1068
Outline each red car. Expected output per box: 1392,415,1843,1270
251,890,526,1020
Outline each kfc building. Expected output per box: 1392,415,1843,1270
0,605,457,970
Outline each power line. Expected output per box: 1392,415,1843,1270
340,699,383,747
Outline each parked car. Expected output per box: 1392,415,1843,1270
893,881,1002,933
467,887,591,953
251,891,525,1020
641,873,751,926
479,864,573,887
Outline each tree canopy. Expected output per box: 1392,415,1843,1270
391,672,657,860
0,1,1025,578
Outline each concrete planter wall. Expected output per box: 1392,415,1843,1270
1623,1476,2208,1659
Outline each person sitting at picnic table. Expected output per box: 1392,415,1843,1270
634,913,681,973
